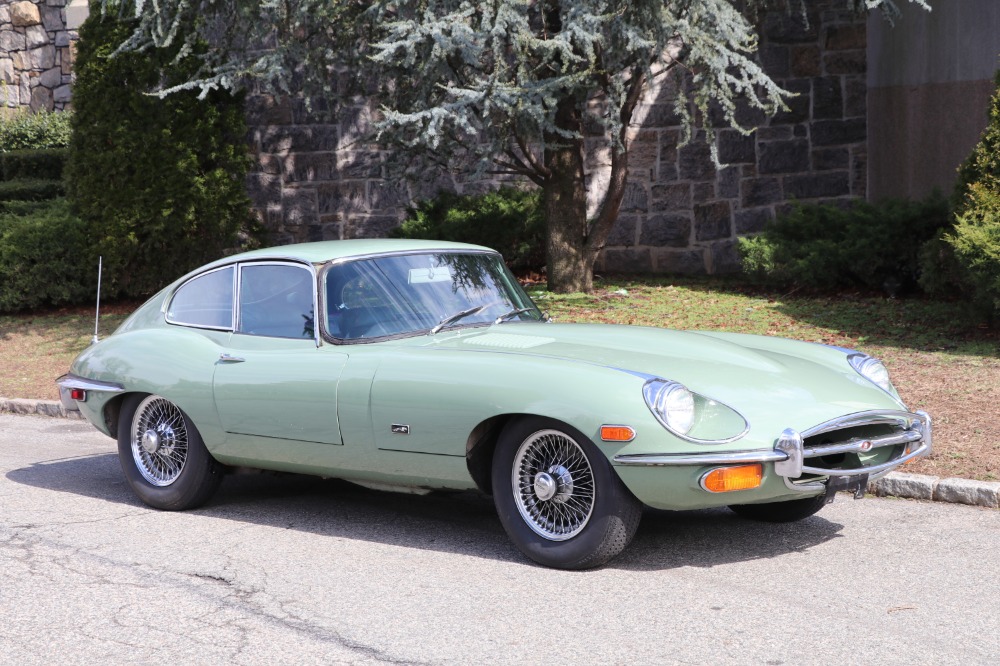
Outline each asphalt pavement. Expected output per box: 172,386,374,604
2,413,998,665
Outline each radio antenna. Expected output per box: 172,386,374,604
91,256,102,345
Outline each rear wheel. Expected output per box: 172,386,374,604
492,417,642,569
728,494,827,523
117,394,223,510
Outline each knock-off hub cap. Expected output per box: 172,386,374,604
141,429,160,454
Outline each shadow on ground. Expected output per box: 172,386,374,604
6,451,844,571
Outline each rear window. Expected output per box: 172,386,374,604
166,266,235,330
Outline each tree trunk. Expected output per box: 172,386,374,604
544,99,592,293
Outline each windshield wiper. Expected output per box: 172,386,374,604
430,305,488,335
494,307,535,324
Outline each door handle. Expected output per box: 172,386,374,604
219,353,245,363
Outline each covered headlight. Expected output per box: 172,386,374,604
642,379,696,435
848,353,892,393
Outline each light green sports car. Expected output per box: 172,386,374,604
58,240,931,569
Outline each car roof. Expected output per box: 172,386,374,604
204,239,498,269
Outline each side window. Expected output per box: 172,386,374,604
166,266,235,329
238,264,315,339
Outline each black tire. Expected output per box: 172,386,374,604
492,416,642,570
117,393,223,510
728,494,827,523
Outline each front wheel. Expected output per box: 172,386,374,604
728,494,827,523
117,394,223,510
492,417,642,569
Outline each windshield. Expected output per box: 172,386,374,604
323,252,542,341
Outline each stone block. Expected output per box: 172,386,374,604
600,247,652,273
29,45,56,69
869,472,936,501
649,183,691,212
812,147,849,171
653,248,705,274
717,130,755,164
762,11,818,44
282,152,336,183
605,214,637,247
337,151,384,180
281,187,319,226
29,84,53,112
812,76,843,120
369,179,411,212
811,118,866,146
783,171,850,200
693,181,715,202
717,166,740,199
620,180,648,213
317,182,367,215
825,24,866,51
772,78,810,124
844,76,867,118
933,478,1000,509
245,94,294,125
25,24,48,49
344,214,402,239
260,124,338,154
789,45,821,78
639,214,691,248
0,30,27,51
59,44,74,74
755,126,793,142
39,66,61,88
709,239,741,274
694,201,731,241
11,1,41,27
759,45,789,78
340,105,373,145
758,139,809,174
0,58,14,86
53,84,71,103
637,103,682,128
734,207,774,235
628,129,660,173
678,135,715,181
42,6,64,32
245,173,281,209
824,50,866,75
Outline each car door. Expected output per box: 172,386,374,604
213,261,348,445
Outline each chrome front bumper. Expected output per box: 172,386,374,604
614,410,932,493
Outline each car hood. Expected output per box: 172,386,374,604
414,322,904,431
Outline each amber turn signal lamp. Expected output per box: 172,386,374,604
600,425,636,442
701,464,763,493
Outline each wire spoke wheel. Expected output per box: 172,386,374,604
130,395,189,487
511,429,596,541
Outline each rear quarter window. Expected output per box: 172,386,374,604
166,266,235,330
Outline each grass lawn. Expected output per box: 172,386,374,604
2,275,997,481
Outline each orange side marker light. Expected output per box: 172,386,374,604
701,464,763,493
600,425,636,442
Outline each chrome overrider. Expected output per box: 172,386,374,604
614,410,932,492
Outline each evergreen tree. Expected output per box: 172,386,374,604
108,0,929,292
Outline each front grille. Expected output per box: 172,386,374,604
796,412,925,479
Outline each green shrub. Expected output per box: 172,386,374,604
739,195,950,294
0,199,97,312
0,179,65,202
65,4,253,300
929,71,1000,319
0,110,73,151
391,187,545,270
0,149,67,181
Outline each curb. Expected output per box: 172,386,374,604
2,398,998,510
0,397,83,420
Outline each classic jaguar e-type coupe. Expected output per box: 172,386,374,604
58,240,931,568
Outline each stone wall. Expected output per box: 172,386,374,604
0,1,82,112
246,1,869,273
